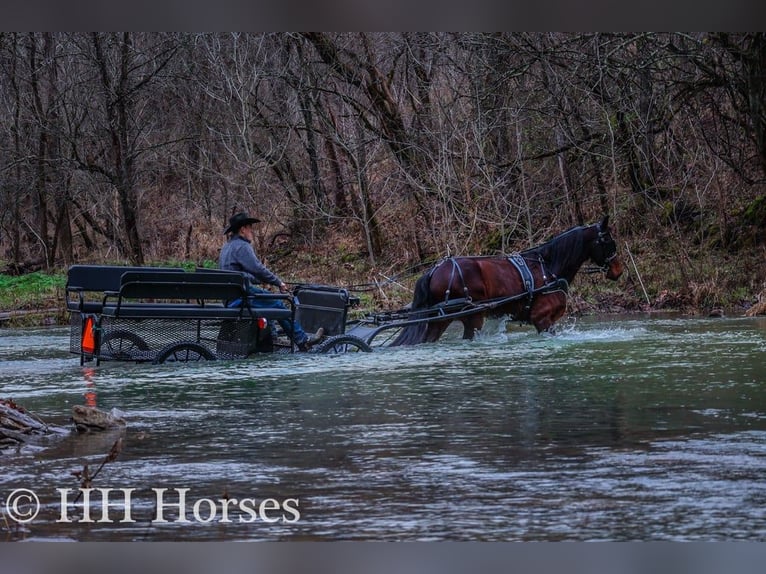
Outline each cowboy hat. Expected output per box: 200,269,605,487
224,212,261,234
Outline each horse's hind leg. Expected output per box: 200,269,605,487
425,321,451,343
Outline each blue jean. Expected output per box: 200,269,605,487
227,286,308,344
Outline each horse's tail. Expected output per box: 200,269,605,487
390,271,433,346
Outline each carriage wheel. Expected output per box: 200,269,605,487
311,334,373,354
101,330,149,360
153,341,216,364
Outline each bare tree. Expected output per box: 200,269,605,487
62,33,181,264
0,32,763,293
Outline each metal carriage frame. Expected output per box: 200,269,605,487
65,265,372,365
344,278,569,348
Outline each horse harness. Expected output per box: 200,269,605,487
506,254,569,319
432,255,569,321
507,254,535,301
439,257,471,305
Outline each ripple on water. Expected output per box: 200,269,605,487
2,317,766,540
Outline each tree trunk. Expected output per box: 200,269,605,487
92,32,145,265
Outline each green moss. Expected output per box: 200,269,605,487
0,271,66,309
742,195,766,226
197,259,219,269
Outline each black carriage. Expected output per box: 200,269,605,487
66,265,373,365
65,221,621,363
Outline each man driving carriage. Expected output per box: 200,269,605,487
219,211,324,351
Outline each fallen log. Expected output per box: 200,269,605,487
1,398,68,448
1,399,125,450
0,308,60,320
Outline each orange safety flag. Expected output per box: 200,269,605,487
81,315,96,355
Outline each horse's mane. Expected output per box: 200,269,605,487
522,224,589,276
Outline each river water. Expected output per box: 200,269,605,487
1,314,765,541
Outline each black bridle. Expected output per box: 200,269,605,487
585,225,618,274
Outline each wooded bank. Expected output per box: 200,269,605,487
1,33,764,311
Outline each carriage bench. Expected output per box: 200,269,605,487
65,264,185,314
100,271,292,321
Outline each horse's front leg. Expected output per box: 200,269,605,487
460,314,485,340
530,293,567,334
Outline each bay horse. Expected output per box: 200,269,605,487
391,216,623,345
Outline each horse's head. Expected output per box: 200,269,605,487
590,216,623,280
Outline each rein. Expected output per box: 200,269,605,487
582,264,611,275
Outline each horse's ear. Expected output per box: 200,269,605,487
600,215,610,230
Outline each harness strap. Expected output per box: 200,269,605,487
507,254,535,300
443,257,469,304
538,254,549,284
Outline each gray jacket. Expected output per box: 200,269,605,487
219,235,282,287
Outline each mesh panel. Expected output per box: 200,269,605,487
69,313,82,355
215,319,270,358
98,317,262,362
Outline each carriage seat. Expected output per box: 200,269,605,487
66,264,185,313
99,270,293,321
294,284,357,336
